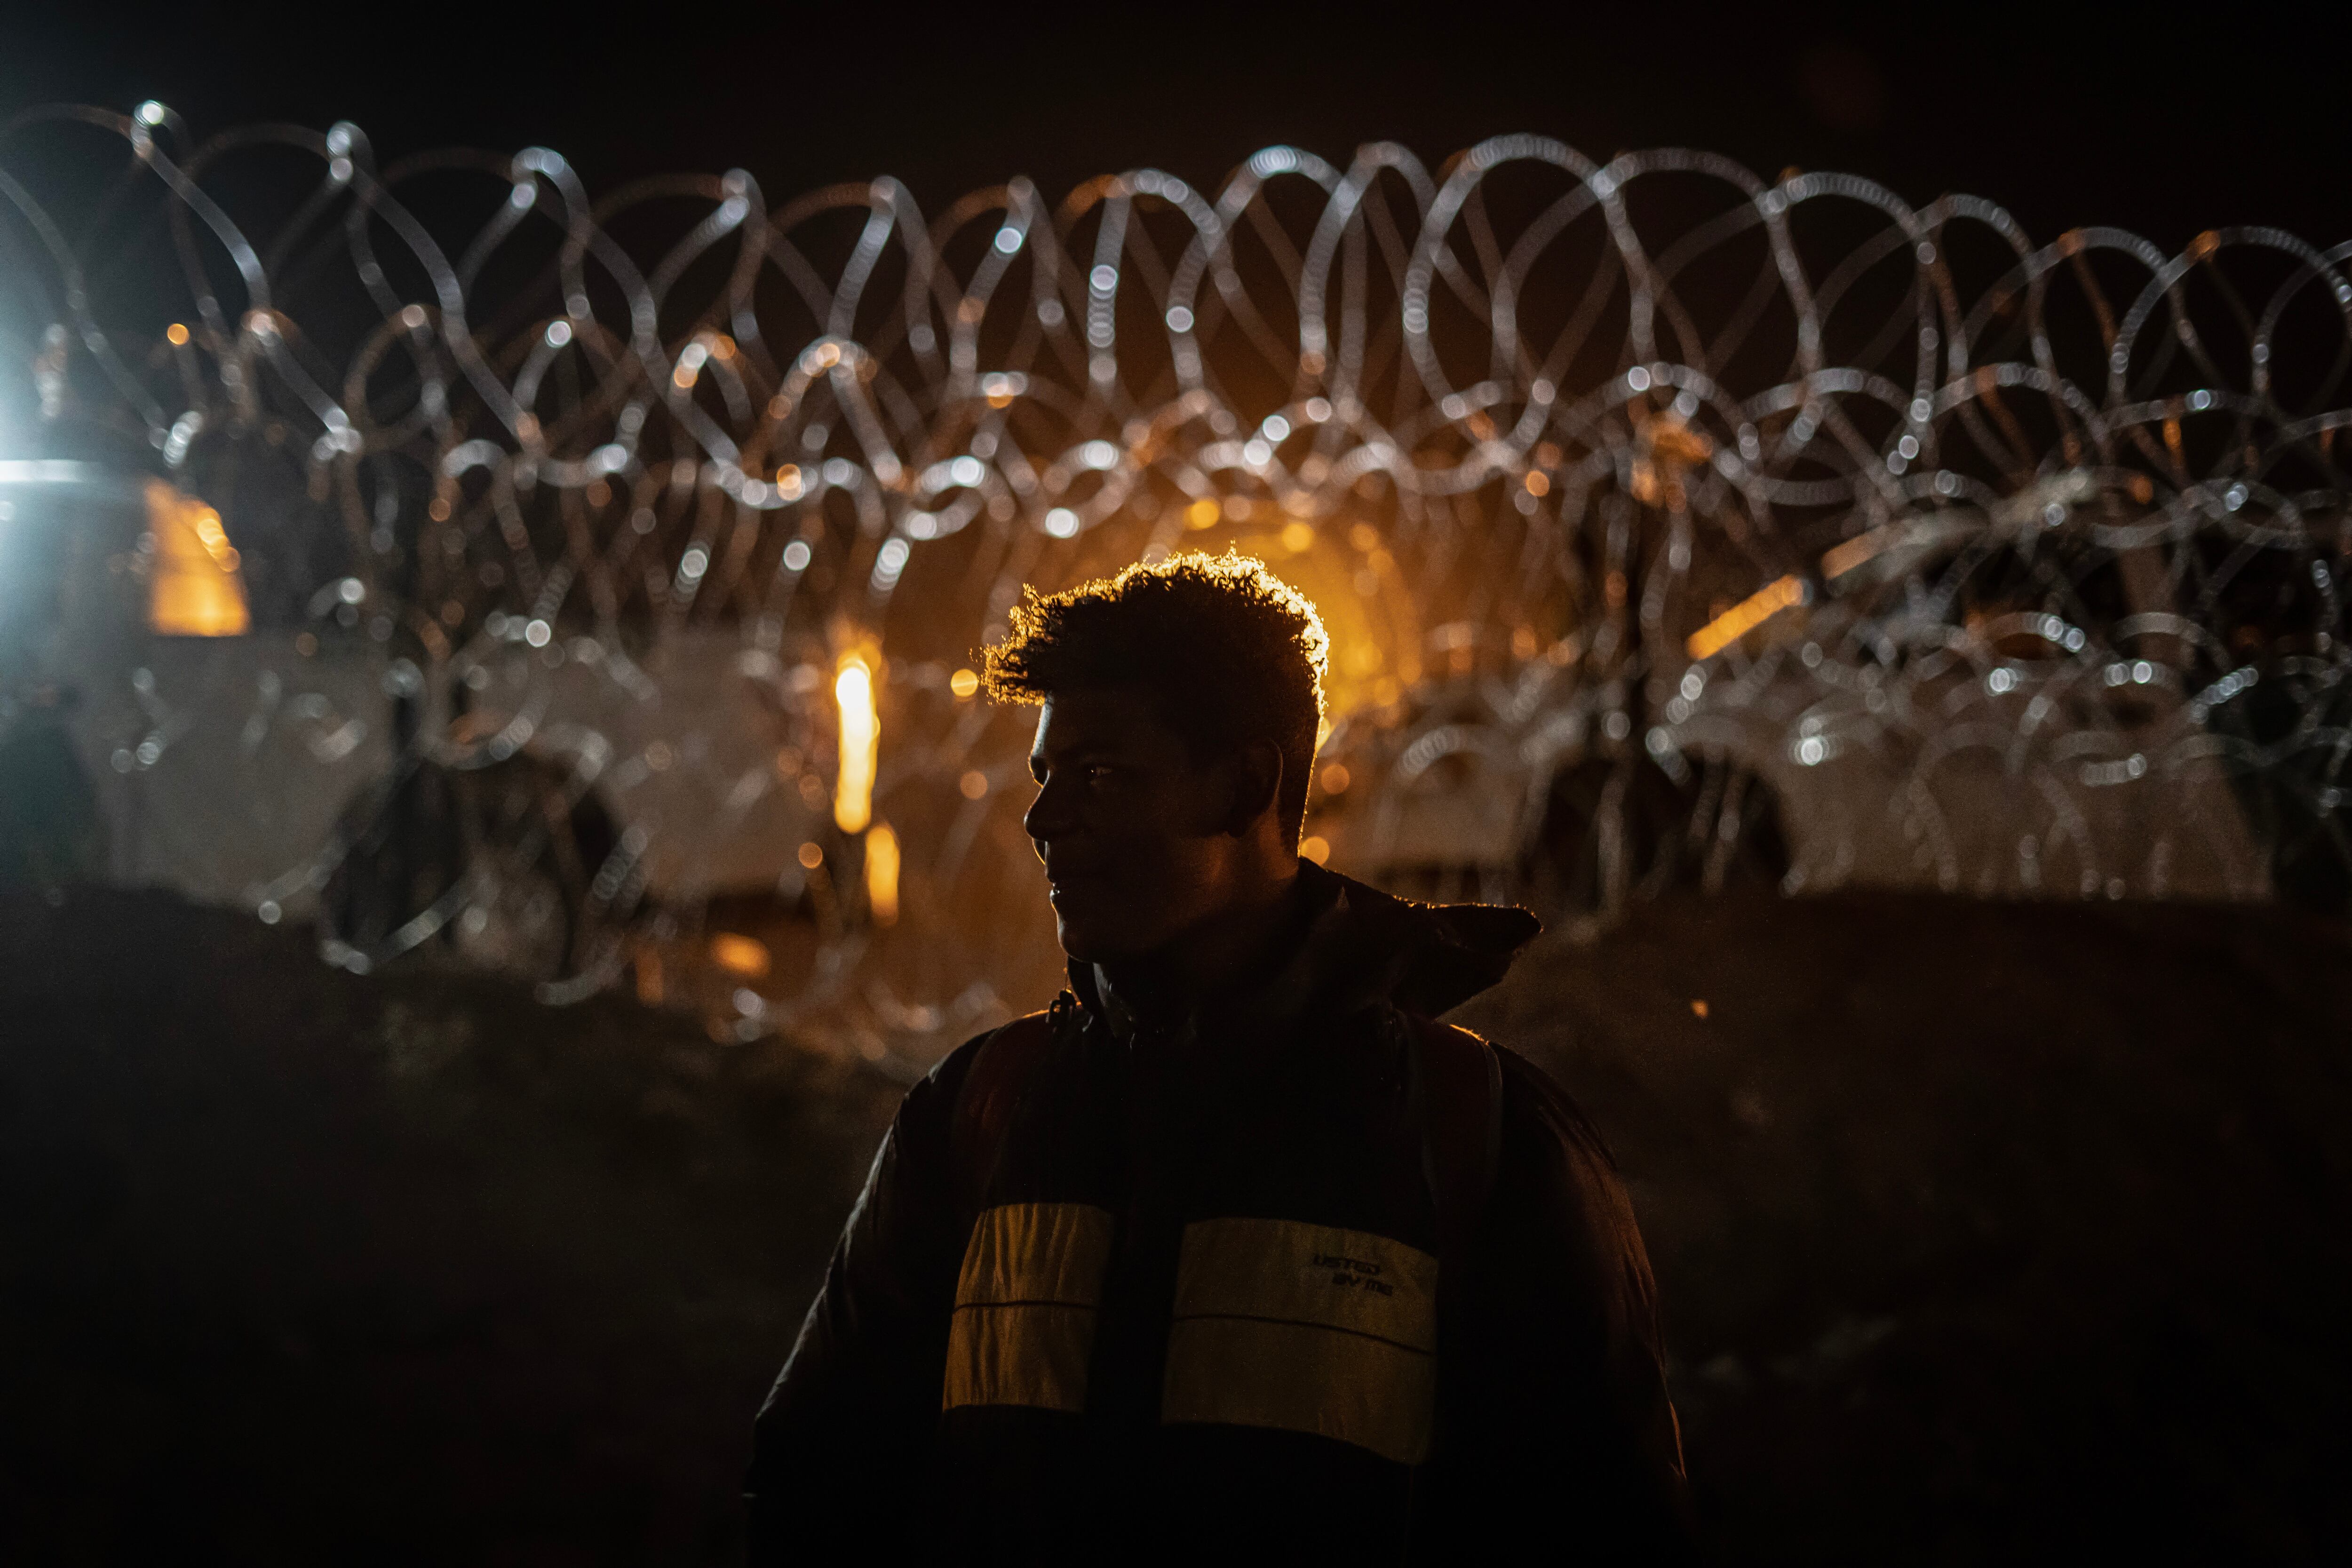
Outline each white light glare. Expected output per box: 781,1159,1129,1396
872,537,911,588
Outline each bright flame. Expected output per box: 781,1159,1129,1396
834,652,878,833
144,479,249,637
1685,575,1804,660
865,822,900,925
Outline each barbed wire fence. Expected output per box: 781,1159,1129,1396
2,103,2345,1062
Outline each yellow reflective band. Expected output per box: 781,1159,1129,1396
1162,1218,1439,1465
943,1202,1115,1413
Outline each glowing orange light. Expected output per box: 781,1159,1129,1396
165,322,190,347
1300,835,1331,865
1523,470,1550,496
834,652,879,833
1820,525,1915,582
865,822,900,925
959,769,988,800
949,667,979,699
797,840,825,870
1185,498,1221,529
709,932,771,978
1690,999,1710,1019
143,479,249,637
1685,575,1804,660
1319,763,1351,796
1279,522,1315,554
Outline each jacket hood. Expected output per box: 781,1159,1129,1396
1272,859,1542,1018
1073,859,1541,1031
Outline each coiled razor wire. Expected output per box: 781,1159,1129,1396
1,105,2345,1062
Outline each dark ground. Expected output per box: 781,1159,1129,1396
0,891,901,1565
2,887,2348,1562
1454,894,2352,1563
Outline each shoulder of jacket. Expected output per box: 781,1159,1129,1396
1489,1040,1625,1175
946,1003,1067,1215
975,1005,1059,1072
1388,1011,1504,1263
1407,1013,1494,1056
1401,1013,1503,1110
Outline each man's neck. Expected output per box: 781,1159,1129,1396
1094,857,1305,1023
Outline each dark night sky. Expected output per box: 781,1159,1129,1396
3,0,2345,251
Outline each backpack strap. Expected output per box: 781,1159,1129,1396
1405,1014,1505,1270
946,994,1073,1222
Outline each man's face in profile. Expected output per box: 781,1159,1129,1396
1024,687,1242,963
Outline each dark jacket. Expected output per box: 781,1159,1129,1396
747,863,1693,1562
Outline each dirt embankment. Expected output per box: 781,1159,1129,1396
4,887,2349,1562
0,889,901,1565
1454,892,2352,1562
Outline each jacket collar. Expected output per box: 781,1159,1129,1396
1067,859,1540,1037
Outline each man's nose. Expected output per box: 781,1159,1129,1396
1022,773,1075,847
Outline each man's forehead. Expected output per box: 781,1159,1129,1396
1030,687,1187,755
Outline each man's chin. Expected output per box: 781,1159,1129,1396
1050,909,1136,966
1051,914,1105,964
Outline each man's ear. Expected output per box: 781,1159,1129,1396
1221,739,1284,838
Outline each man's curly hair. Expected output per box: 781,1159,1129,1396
979,551,1329,845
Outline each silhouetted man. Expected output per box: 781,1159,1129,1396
747,553,1693,1561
